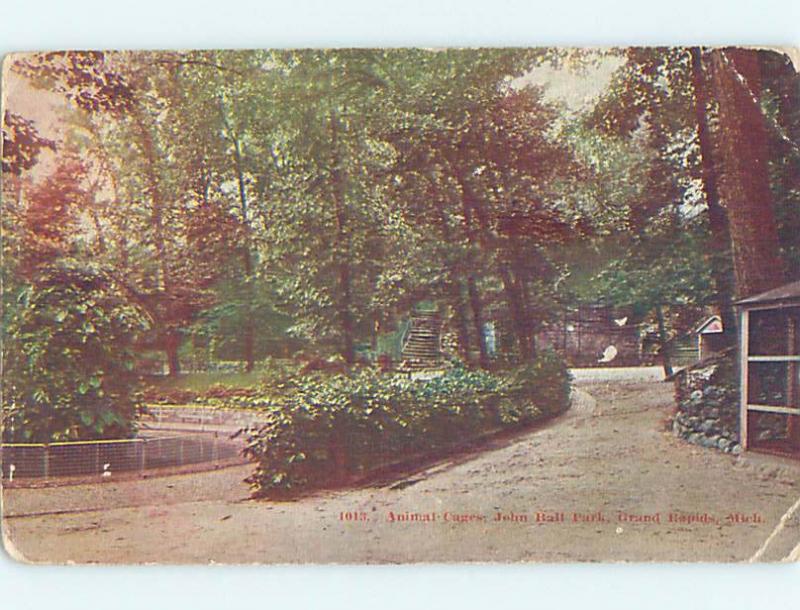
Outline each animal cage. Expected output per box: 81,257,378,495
737,280,800,458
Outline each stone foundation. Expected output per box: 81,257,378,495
672,351,742,455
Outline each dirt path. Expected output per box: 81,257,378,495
3,377,800,563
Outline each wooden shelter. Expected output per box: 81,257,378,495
736,280,800,457
694,315,726,361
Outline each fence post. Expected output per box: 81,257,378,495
43,445,50,479
139,439,146,476
179,437,185,466
95,443,101,476
212,433,219,466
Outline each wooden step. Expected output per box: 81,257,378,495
400,312,444,371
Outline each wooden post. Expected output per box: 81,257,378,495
739,308,750,449
43,445,50,479
139,440,146,476
788,315,800,445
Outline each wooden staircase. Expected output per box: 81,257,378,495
399,311,443,371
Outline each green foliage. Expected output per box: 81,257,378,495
11,47,796,446
141,357,301,403
575,48,720,347
241,352,571,496
2,262,149,442
497,350,573,424
593,228,714,316
189,276,303,364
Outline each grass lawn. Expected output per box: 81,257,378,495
146,370,266,393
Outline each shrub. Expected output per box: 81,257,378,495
141,385,200,405
499,350,573,423
2,262,149,442
240,351,572,496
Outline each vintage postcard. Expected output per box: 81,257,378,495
2,47,800,564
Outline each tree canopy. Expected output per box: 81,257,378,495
3,47,799,439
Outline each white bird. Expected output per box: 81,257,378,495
598,345,618,363
614,316,628,327
8,464,15,482
102,463,112,478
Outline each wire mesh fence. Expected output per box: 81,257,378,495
144,404,265,430
1,433,245,482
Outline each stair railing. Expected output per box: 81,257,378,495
399,318,413,357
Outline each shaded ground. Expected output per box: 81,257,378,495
3,372,800,563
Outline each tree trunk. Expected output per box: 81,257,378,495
690,47,738,343
467,275,491,369
434,197,473,363
710,48,785,298
228,132,256,373
89,207,107,254
330,110,356,366
455,171,490,368
511,243,538,361
132,109,171,292
132,108,180,373
499,264,531,362
450,279,473,364
655,305,674,378
165,332,182,377
242,249,256,373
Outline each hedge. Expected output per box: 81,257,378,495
237,351,572,497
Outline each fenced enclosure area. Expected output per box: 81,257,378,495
737,285,800,458
144,404,265,431
0,433,245,482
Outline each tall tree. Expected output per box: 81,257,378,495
689,47,737,341
710,48,785,298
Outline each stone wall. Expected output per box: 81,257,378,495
671,351,743,454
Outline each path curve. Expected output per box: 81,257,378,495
4,375,800,563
